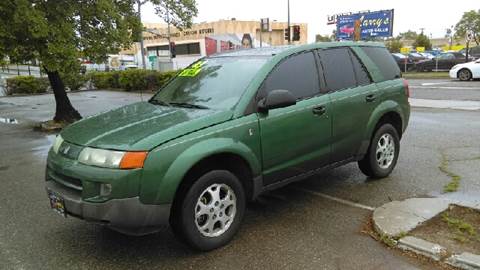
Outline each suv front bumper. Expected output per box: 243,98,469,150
46,180,171,235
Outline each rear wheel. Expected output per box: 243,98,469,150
358,124,400,178
171,170,245,251
458,69,472,81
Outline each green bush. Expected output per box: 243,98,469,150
89,71,119,89
157,71,177,88
5,76,49,95
89,70,178,91
62,72,88,91
118,69,150,91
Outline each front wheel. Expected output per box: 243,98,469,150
458,69,472,81
358,124,400,178
171,170,246,251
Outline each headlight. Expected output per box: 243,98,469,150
78,147,147,169
52,135,64,154
451,65,460,70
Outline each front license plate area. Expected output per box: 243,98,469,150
48,191,67,218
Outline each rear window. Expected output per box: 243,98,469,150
318,48,357,91
361,47,401,81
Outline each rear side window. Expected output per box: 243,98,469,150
349,50,372,86
361,47,401,81
317,48,356,91
260,51,320,100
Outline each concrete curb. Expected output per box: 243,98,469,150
373,197,480,269
447,253,480,270
398,236,447,261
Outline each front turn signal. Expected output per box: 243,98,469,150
119,151,148,169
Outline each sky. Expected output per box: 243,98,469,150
141,0,479,43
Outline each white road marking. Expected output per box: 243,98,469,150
413,86,479,90
293,187,375,211
420,82,449,86
409,98,480,111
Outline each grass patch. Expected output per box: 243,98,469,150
402,72,450,80
441,211,480,244
379,233,397,247
410,205,480,255
439,152,462,193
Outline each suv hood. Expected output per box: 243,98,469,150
61,102,233,151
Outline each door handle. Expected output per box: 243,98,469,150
365,94,376,102
312,106,326,116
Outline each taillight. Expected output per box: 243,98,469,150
403,79,410,98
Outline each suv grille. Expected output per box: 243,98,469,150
46,167,83,191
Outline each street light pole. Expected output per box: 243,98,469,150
287,0,291,45
166,4,172,62
137,0,147,70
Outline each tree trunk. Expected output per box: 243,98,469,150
46,70,82,122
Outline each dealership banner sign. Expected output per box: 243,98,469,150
336,10,394,40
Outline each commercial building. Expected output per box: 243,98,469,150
127,19,308,70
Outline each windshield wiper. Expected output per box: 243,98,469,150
149,99,171,107
169,102,209,110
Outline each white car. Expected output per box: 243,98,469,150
449,59,480,81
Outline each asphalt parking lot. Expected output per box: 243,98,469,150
0,79,479,269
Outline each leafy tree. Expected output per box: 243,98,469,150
385,38,403,53
315,34,332,42
152,0,198,29
398,30,418,40
455,9,480,45
330,30,337,41
0,0,197,123
413,32,432,50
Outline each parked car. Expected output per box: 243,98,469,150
419,52,435,59
120,64,138,70
45,42,410,251
449,59,480,81
425,50,442,57
392,53,414,72
416,52,475,72
408,52,427,62
459,46,480,59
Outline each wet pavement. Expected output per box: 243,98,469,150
409,79,480,101
1,81,479,269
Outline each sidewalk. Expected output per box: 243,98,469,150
373,197,480,269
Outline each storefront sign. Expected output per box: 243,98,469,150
336,9,394,40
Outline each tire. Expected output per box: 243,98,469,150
358,124,400,179
458,69,472,81
170,170,246,251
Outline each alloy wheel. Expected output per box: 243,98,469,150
376,133,395,169
195,183,237,238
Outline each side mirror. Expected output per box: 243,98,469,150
258,89,296,112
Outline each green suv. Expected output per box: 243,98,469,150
46,42,410,250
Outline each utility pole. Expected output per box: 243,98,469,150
137,0,147,70
259,21,263,48
287,0,291,45
166,4,173,62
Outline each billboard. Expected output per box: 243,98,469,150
336,10,394,40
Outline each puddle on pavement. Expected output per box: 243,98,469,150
0,117,19,124
31,134,56,156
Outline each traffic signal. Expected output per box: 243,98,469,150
284,27,290,41
170,42,176,58
292,25,300,41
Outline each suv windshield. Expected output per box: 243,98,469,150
150,57,267,110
